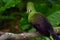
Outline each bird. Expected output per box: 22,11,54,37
27,2,60,40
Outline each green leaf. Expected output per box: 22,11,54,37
0,0,21,13
0,0,4,7
16,0,24,10
46,4,60,16
29,28,36,32
47,10,60,26
35,3,48,15
4,0,20,8
20,13,30,31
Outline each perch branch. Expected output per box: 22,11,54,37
0,27,60,40
0,32,38,40
54,27,60,34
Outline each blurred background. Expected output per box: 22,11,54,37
0,0,60,40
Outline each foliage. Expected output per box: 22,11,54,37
0,0,60,40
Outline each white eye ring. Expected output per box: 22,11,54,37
27,9,32,13
29,9,32,13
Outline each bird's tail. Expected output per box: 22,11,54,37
51,32,60,40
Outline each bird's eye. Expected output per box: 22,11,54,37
27,9,32,13
29,9,32,13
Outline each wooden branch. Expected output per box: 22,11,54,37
54,27,60,34
0,32,38,40
0,27,60,40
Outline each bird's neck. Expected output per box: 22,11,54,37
28,12,38,23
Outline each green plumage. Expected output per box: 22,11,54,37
28,12,40,23
27,2,39,23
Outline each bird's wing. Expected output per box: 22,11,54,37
31,13,54,37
